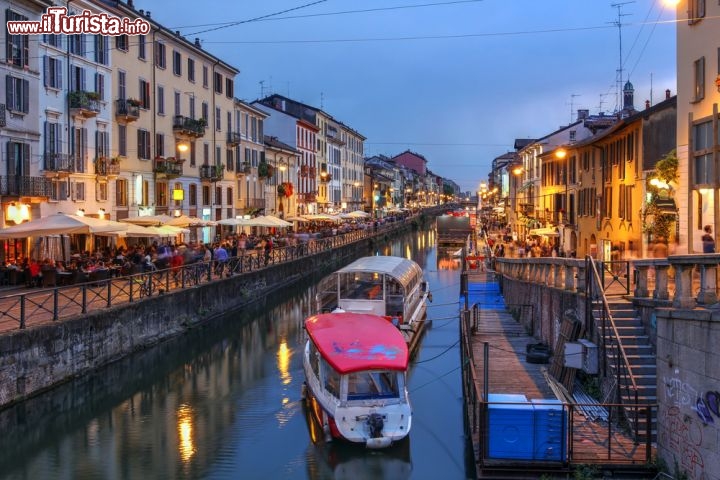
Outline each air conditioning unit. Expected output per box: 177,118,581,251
563,339,598,374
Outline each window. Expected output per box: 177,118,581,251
226,187,233,206
139,79,150,109
94,73,105,101
71,127,87,172
118,70,126,100
6,9,29,67
172,50,181,76
70,181,85,201
51,180,69,201
226,78,234,98
95,131,109,158
6,141,30,176
227,148,234,171
202,102,209,121
138,35,146,59
569,130,576,142
6,75,30,113
43,34,62,49
118,124,127,156
189,96,195,119
603,186,612,218
43,56,63,89
202,185,210,206
156,182,168,207
96,182,108,202
137,129,151,160
189,183,197,206
216,146,221,165
694,57,705,102
688,0,705,24
70,65,86,92
174,91,181,116
202,65,209,88
155,133,164,158
141,180,149,206
154,41,166,68
215,107,221,131
203,143,209,164
115,34,129,52
44,121,62,160
190,141,196,167
215,186,222,205
188,58,195,82
693,120,714,185
251,117,257,142
94,35,108,65
157,86,165,115
116,178,128,207
214,72,223,94
69,34,85,56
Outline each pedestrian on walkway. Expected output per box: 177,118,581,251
702,225,715,253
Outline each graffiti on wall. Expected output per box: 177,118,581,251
659,405,705,479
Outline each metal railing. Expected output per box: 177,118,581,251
585,256,642,439
0,216,421,331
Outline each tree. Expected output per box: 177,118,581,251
642,149,678,243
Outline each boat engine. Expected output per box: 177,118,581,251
367,413,384,438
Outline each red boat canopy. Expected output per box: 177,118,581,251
305,313,409,374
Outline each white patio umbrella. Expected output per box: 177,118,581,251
0,213,128,239
166,214,216,227
262,215,292,227
245,216,290,228
120,214,173,226
216,218,252,226
346,210,370,218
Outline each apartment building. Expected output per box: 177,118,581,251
339,124,365,212
96,1,238,228
263,135,299,219
1,0,53,258
676,0,720,252
233,99,267,217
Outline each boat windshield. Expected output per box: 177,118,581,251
347,370,400,400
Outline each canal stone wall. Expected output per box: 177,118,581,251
655,308,720,480
499,274,588,350
0,216,427,409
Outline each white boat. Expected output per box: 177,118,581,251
315,256,430,355
302,312,412,449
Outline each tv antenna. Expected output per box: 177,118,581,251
569,94,581,122
609,1,634,111
598,93,612,113
259,80,266,98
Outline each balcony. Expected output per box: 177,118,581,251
173,115,206,138
43,152,74,176
69,90,101,118
227,131,242,146
235,161,251,176
240,198,266,210
154,157,183,179
94,157,120,178
115,99,140,123
0,175,52,197
200,164,224,182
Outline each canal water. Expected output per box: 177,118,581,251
0,228,472,480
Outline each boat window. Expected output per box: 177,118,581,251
347,370,399,400
323,362,341,398
309,343,320,378
342,272,383,300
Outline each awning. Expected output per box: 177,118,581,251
529,227,560,237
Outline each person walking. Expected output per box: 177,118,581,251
702,225,716,253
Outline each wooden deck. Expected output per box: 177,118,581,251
463,273,655,478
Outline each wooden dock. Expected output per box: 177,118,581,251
461,272,655,479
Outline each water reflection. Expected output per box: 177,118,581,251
0,226,468,480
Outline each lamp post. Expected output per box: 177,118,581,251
278,161,287,217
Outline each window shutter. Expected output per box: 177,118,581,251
5,10,12,61
43,55,49,87
22,79,28,113
6,75,14,110
56,59,62,89
82,128,87,169
44,121,50,157
6,141,15,176
22,143,30,174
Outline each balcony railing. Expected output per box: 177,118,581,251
115,99,140,122
227,131,242,146
44,153,74,173
240,198,265,209
154,158,183,178
0,175,53,197
68,91,100,118
235,161,251,176
94,157,120,177
173,115,206,137
200,164,224,182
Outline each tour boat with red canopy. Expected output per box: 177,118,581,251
302,312,412,449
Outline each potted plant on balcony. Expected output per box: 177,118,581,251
277,183,287,197
126,98,141,107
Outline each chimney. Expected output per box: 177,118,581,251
145,10,151,18
139,9,144,15
128,0,133,7
645,100,650,110
175,30,180,36
194,38,201,47
577,109,589,121
665,89,671,100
